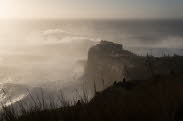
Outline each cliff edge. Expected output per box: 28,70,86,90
84,40,183,91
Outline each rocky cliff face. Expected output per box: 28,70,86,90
84,40,183,92
84,41,149,91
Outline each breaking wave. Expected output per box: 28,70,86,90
0,28,100,107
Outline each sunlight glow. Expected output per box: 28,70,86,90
0,0,13,18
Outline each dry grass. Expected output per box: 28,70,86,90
1,76,183,121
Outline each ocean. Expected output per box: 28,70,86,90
0,19,183,106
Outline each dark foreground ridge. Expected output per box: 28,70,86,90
1,41,183,121
2,77,183,121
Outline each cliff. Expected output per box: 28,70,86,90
84,40,183,91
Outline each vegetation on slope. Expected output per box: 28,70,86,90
1,74,183,121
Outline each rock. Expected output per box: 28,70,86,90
84,40,183,92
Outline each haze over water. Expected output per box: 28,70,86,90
0,19,183,105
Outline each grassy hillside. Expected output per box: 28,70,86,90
1,74,183,121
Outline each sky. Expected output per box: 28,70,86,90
0,0,183,19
